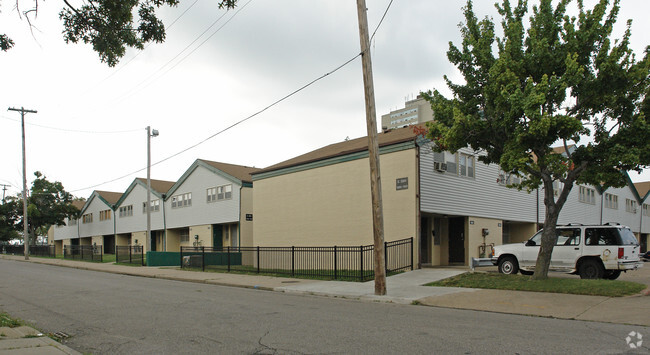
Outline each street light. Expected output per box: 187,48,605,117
146,126,159,254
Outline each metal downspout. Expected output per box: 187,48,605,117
162,194,167,251
416,144,421,269
238,185,243,248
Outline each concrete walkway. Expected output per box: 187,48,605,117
1,255,648,353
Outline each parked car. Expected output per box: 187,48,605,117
491,224,643,279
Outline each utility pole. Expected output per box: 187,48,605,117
356,0,386,296
8,107,37,261
1,184,9,204
146,126,159,254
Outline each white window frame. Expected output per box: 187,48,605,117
604,193,618,209
459,153,475,178
172,192,192,209
626,198,638,214
579,186,596,205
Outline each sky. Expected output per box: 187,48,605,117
1,0,649,200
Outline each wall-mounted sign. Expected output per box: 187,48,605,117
396,177,408,190
246,214,253,221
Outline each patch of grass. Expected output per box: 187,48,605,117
0,312,23,328
179,265,402,282
426,272,646,297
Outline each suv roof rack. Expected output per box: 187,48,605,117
563,223,583,226
604,222,621,226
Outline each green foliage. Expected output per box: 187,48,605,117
3,0,238,66
0,197,20,242
424,0,650,279
3,172,80,245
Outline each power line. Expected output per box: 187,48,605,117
69,0,395,194
111,1,251,105
1,114,141,134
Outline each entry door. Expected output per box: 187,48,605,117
448,217,465,263
212,225,223,249
420,217,430,264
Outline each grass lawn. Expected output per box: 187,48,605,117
426,272,647,297
0,312,23,328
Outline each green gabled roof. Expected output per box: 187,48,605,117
252,125,421,180
80,190,122,214
165,159,261,198
115,178,176,207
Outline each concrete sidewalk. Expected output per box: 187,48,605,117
2,255,649,335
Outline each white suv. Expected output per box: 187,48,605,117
491,224,643,279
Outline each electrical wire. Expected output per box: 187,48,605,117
1,115,142,134
69,0,395,194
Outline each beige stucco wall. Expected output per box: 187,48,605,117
116,234,131,247
253,148,419,265
80,237,91,246
166,229,181,252
239,186,254,247
508,223,538,244
467,216,502,260
132,231,146,249
188,224,211,247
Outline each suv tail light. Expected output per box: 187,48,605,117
618,247,624,259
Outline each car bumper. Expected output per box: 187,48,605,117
618,261,644,270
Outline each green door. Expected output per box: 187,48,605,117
212,225,223,249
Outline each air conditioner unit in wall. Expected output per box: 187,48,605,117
434,162,447,172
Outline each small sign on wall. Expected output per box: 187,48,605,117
246,214,253,221
396,177,408,190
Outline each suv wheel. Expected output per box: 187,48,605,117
579,259,604,279
498,256,519,275
604,270,621,280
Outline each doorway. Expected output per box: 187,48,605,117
420,217,431,265
212,224,223,249
448,217,465,263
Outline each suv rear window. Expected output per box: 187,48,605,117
618,228,639,245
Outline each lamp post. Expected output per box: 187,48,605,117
146,126,159,253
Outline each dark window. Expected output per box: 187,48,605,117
585,228,619,246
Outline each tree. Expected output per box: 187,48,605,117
2,0,238,66
16,172,80,245
423,0,650,279
0,196,20,243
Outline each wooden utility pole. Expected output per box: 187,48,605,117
8,107,37,261
356,0,386,295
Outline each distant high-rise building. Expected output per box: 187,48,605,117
381,95,434,130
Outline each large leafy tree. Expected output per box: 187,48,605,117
11,172,80,245
0,196,20,243
424,0,650,279
2,0,237,66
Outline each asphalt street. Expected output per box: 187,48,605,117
1,259,647,354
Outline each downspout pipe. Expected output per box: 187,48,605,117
162,193,167,251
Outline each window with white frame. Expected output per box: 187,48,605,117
171,193,192,208
553,180,563,197
180,229,190,243
208,184,233,202
459,153,475,178
497,170,521,186
626,198,638,213
207,187,216,202
142,199,160,213
578,186,596,204
99,209,111,221
433,151,457,173
119,205,133,217
68,218,77,226
604,193,618,209
643,203,650,217
82,213,93,224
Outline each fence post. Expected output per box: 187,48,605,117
384,241,388,275
334,245,338,280
359,245,363,282
180,247,183,269
202,246,205,271
291,246,295,277
410,237,414,270
227,246,231,272
256,246,260,274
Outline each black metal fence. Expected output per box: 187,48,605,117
1,245,56,257
63,245,103,262
115,246,145,265
180,237,413,282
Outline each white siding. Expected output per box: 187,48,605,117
115,184,165,234
420,147,539,222
52,217,79,241
78,195,115,238
165,165,241,229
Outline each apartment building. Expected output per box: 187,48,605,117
380,95,434,130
